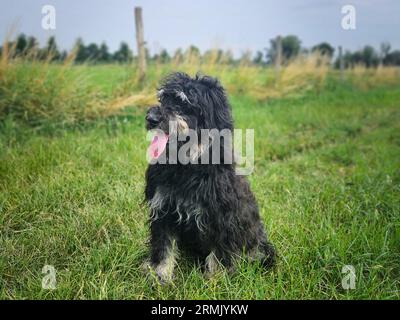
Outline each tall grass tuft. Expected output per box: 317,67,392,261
0,44,111,126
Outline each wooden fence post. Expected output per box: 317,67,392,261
339,45,344,81
135,7,147,83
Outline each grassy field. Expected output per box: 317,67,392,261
0,62,400,299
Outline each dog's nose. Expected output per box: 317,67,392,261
146,107,162,128
146,112,160,125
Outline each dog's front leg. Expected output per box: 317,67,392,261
148,220,178,284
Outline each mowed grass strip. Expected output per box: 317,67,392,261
0,85,399,299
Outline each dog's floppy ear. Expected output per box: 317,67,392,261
198,75,233,130
208,87,233,131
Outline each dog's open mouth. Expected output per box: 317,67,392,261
149,131,169,159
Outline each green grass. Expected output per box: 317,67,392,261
0,67,400,299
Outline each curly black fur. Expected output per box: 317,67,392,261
144,72,275,281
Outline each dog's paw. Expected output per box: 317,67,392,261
141,260,151,273
156,273,174,286
154,267,175,285
143,261,174,286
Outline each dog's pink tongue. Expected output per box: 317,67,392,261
149,132,169,159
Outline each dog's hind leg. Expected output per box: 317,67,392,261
260,241,276,269
247,241,276,269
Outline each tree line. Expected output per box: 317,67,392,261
259,35,400,68
1,33,400,67
0,34,133,63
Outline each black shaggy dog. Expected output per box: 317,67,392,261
144,72,275,283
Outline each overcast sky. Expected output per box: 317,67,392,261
1,0,399,57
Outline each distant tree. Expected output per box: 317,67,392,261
335,45,383,69
339,50,354,69
311,42,335,58
334,49,347,69
59,50,68,61
98,42,110,62
384,50,400,66
353,51,363,65
74,39,114,63
113,42,133,63
74,38,88,62
86,43,100,61
361,45,379,67
253,51,264,65
46,36,60,60
266,35,301,64
380,42,391,64
185,45,201,58
159,49,170,63
217,49,225,62
152,53,159,61
26,36,38,52
15,33,28,55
